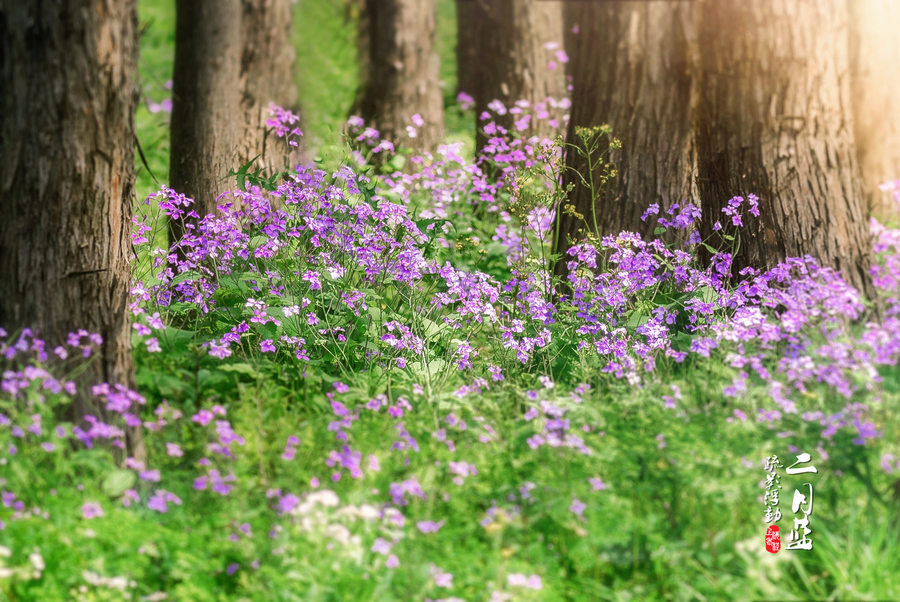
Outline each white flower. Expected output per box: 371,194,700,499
308,489,339,507
325,524,352,545
29,550,45,572
357,504,380,520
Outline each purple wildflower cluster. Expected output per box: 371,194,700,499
124,98,900,460
4,93,900,596
265,103,303,148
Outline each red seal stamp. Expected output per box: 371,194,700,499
765,525,781,553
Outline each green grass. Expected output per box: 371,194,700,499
135,0,175,204
135,0,471,204
293,0,360,157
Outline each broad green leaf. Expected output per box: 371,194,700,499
101,469,136,498
219,363,260,377
419,317,443,340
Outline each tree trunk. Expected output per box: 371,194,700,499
353,0,444,153
849,0,900,223
238,0,299,172
456,0,566,153
553,1,696,278
455,0,478,101
0,0,141,443
694,0,873,295
169,0,242,244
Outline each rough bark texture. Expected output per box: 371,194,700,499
849,0,900,222
554,1,697,276
454,0,478,101
0,0,139,424
169,0,242,243
694,0,872,295
456,0,566,153
238,0,298,171
353,0,444,152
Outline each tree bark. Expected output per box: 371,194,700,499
353,0,444,153
694,0,873,295
238,0,298,172
849,0,900,223
456,0,566,153
0,0,140,435
455,0,478,101
169,0,242,244
553,1,697,278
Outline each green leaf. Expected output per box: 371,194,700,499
625,311,648,331
157,325,197,354
101,469,136,498
219,363,260,378
697,286,718,305
226,155,261,192
387,154,406,172
671,331,695,351
485,242,508,256
419,317,443,340
701,242,720,255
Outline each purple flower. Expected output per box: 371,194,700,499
852,418,878,445
508,573,543,590
148,490,182,513
589,477,607,491
302,270,321,291
371,538,392,555
122,489,140,507
569,497,586,517
192,410,214,426
416,519,445,534
139,469,161,482
430,565,453,588
641,203,660,222
278,493,300,515
82,502,104,519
